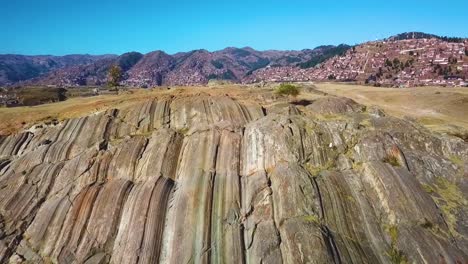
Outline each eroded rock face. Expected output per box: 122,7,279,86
0,93,467,264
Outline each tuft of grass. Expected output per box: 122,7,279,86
305,159,336,176
420,218,434,229
385,225,408,264
130,130,154,137
352,161,363,171
382,155,400,167
303,215,320,224
387,246,408,264
176,127,190,135
359,118,373,128
275,83,300,97
387,225,399,242
421,184,435,194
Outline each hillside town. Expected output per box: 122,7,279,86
245,38,468,87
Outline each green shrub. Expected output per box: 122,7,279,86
275,83,300,97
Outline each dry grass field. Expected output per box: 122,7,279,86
0,85,262,135
315,83,468,134
0,88,169,135
1,83,467,137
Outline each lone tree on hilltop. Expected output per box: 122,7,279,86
108,65,123,88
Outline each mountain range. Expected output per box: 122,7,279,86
1,32,467,87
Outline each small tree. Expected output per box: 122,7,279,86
108,65,123,88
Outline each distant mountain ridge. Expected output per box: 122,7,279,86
0,54,116,85
9,46,348,87
1,32,467,87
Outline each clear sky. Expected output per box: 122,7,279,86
2,0,467,55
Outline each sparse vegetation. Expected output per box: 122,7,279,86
298,44,351,69
275,83,300,97
382,154,400,167
304,159,336,176
420,218,434,229
244,58,270,76
449,155,463,166
231,48,251,57
285,56,301,63
14,87,68,106
385,225,408,264
177,127,190,135
423,177,467,238
117,52,144,71
211,60,224,69
303,215,320,224
207,69,236,80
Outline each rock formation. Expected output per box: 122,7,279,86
0,89,467,263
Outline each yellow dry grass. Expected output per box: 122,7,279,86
1,83,467,136
0,88,167,135
315,83,468,133
0,85,262,135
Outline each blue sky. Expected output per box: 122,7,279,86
2,0,467,55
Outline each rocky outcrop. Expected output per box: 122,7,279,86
0,90,467,263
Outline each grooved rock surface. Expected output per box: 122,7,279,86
0,90,467,263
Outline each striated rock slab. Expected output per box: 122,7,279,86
0,94,467,263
